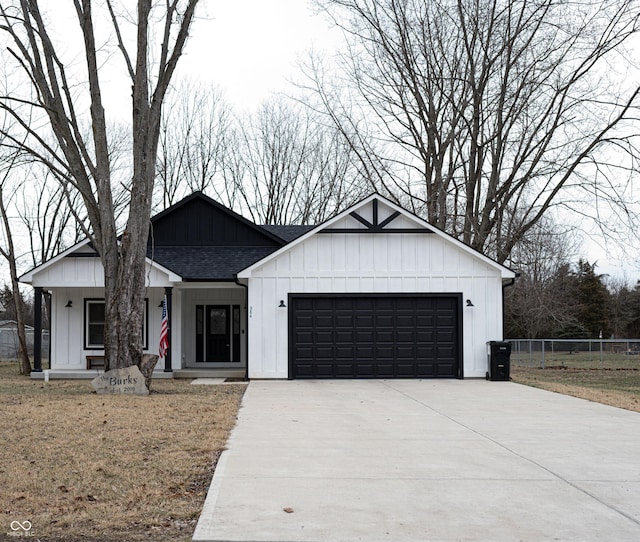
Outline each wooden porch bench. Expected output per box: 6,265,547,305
86,355,105,370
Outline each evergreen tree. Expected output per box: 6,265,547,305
574,260,610,338
624,282,640,337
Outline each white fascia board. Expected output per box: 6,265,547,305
236,194,379,278
238,193,516,279
145,257,183,283
19,238,94,284
366,196,516,279
20,238,183,285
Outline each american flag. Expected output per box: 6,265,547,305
159,296,169,358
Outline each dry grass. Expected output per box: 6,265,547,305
511,366,640,412
0,361,246,541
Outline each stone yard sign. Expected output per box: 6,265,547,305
91,365,149,396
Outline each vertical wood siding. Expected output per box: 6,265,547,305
246,231,504,378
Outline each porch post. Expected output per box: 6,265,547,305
33,286,43,372
164,286,173,372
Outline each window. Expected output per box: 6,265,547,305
84,298,148,349
86,300,105,347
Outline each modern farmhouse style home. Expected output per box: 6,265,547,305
21,192,516,379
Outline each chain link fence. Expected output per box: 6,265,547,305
509,339,640,369
0,328,50,365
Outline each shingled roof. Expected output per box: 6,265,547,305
140,194,320,280
259,225,315,242
147,246,279,281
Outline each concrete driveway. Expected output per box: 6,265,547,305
193,380,640,541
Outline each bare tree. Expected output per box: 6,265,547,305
229,98,367,224
306,0,640,263
156,81,231,209
0,0,200,371
15,166,83,268
504,217,580,338
0,149,31,374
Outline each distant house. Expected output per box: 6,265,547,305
20,192,515,379
0,320,39,360
0,320,33,330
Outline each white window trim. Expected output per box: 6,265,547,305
84,298,149,350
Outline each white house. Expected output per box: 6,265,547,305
21,192,516,379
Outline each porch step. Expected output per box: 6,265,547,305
31,370,174,380
31,368,245,380
173,369,246,379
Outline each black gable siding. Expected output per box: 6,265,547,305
150,197,282,247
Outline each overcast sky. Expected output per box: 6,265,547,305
171,0,340,110
4,1,639,282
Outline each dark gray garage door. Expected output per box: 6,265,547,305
289,294,461,379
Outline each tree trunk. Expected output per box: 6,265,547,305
13,284,31,376
0,184,31,375
0,1,200,376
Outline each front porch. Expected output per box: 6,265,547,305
28,281,249,379
30,367,246,380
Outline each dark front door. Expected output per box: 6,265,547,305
195,304,241,363
206,306,230,361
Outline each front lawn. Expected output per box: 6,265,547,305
0,362,246,541
511,365,640,412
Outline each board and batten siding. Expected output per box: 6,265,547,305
30,253,179,370
49,287,172,370
29,255,175,289
245,231,505,379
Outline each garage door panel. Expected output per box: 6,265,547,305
356,315,373,327
416,345,435,357
295,364,314,377
295,353,314,364
316,316,334,327
416,363,436,377
436,363,455,376
437,345,455,357
396,315,415,327
335,299,354,310
315,364,334,377
396,364,416,376
296,330,313,343
376,364,395,377
336,346,354,357
437,330,455,342
336,331,354,343
396,346,415,359
355,364,375,377
356,346,373,357
291,295,460,379
376,330,394,343
397,330,415,342
416,315,435,327
295,315,313,327
375,315,394,327
335,364,355,377
416,330,435,342
356,331,374,343
316,347,334,358
396,298,415,309
336,315,354,327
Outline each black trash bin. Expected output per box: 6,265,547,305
486,341,511,381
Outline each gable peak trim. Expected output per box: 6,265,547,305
320,197,432,234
